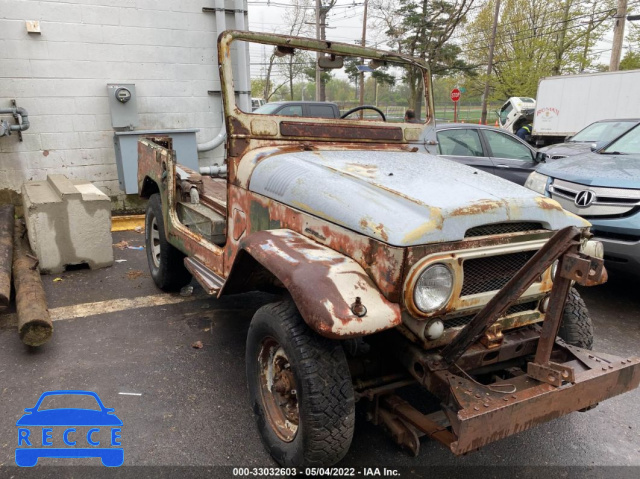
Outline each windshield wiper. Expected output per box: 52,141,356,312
605,151,627,155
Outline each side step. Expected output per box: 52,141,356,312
184,257,225,295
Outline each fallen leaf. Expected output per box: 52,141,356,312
53,277,63,282
191,340,204,349
126,270,144,280
113,240,129,250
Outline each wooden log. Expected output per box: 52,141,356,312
12,220,53,346
0,204,14,310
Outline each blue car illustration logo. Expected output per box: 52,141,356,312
16,390,123,467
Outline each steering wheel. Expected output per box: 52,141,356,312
340,105,386,121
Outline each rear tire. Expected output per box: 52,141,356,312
145,193,192,291
246,300,355,467
558,288,594,350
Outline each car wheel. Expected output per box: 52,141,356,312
558,288,594,350
145,193,192,291
246,300,355,467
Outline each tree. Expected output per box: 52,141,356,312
262,0,314,101
620,50,640,70
371,0,475,115
464,0,614,102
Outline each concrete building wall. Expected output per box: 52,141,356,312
0,0,245,210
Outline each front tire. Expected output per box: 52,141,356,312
558,288,594,350
145,193,192,291
246,300,355,467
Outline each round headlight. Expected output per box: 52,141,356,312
413,264,454,313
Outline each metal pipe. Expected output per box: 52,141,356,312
199,164,228,177
197,0,228,153
234,0,251,113
0,106,30,135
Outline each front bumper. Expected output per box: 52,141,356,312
448,345,640,454
592,229,640,272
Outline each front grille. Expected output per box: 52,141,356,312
461,251,537,296
550,179,640,218
465,222,545,238
443,301,539,329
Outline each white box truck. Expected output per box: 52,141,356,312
499,69,640,145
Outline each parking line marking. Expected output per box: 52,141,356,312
0,293,205,329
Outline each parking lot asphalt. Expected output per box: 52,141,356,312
0,230,639,475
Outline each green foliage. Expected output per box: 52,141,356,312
251,78,267,98
620,50,640,70
464,0,614,103
377,0,474,113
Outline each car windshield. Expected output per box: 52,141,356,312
233,37,429,123
37,394,102,411
570,120,636,143
602,124,640,154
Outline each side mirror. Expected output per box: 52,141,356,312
534,151,548,163
318,55,343,69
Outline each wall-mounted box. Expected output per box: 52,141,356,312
107,83,139,129
25,21,41,33
114,129,199,194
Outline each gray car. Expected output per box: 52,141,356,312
436,123,542,185
538,119,640,159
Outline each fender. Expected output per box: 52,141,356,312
221,229,401,339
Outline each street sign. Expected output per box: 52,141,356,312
450,88,461,102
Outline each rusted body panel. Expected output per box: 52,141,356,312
222,229,401,338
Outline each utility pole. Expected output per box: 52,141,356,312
315,0,321,101
480,0,501,125
359,0,369,118
610,0,627,71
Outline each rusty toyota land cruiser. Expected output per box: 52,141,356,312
137,31,640,467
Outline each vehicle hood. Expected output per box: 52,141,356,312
538,142,593,158
249,150,587,246
537,153,640,189
16,409,123,426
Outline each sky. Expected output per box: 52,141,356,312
245,0,630,80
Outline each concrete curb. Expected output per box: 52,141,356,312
111,214,145,232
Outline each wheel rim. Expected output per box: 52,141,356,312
150,215,161,268
257,337,299,442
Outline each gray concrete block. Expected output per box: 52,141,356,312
22,174,114,274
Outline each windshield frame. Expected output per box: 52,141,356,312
218,30,433,130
